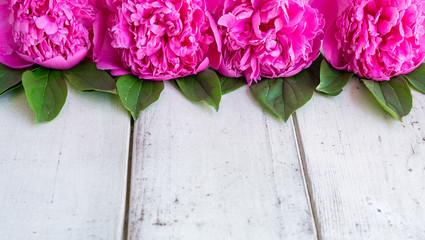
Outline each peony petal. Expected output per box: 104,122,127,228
217,60,243,78
205,12,222,69
195,58,209,73
35,16,58,35
105,0,120,10
95,0,108,9
92,10,106,61
0,51,33,69
0,2,15,56
252,11,262,38
35,16,50,29
323,21,347,70
110,68,131,76
311,0,339,31
251,0,267,10
17,49,88,70
136,73,171,81
218,13,236,28
44,22,58,35
205,0,217,14
94,30,128,75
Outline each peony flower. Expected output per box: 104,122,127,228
207,0,324,85
0,0,102,69
95,0,222,81
322,0,425,81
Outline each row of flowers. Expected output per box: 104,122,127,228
1,0,425,122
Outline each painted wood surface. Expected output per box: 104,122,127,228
2,79,425,240
128,83,317,240
0,88,130,240
295,80,425,240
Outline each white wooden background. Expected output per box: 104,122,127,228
1,80,424,240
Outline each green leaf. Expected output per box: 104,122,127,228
403,64,425,94
0,63,26,96
362,76,412,121
217,73,246,94
22,68,68,122
62,62,116,93
116,75,164,119
250,70,316,121
317,59,353,96
171,79,181,90
283,71,317,121
0,83,22,97
306,54,324,84
175,69,222,110
251,78,284,119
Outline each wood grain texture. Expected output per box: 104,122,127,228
0,87,130,240
295,80,425,240
129,82,317,240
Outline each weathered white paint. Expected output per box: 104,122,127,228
295,80,425,240
0,87,130,240
129,83,317,240
3,77,425,240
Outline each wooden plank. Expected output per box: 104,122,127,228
129,83,317,240
0,87,130,239
295,80,425,240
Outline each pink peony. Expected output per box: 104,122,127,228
207,0,324,85
0,0,102,69
322,0,425,81
95,0,222,81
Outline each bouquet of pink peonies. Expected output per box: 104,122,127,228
0,0,424,122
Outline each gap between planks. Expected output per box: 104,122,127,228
120,110,321,240
292,112,323,240
123,117,135,240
